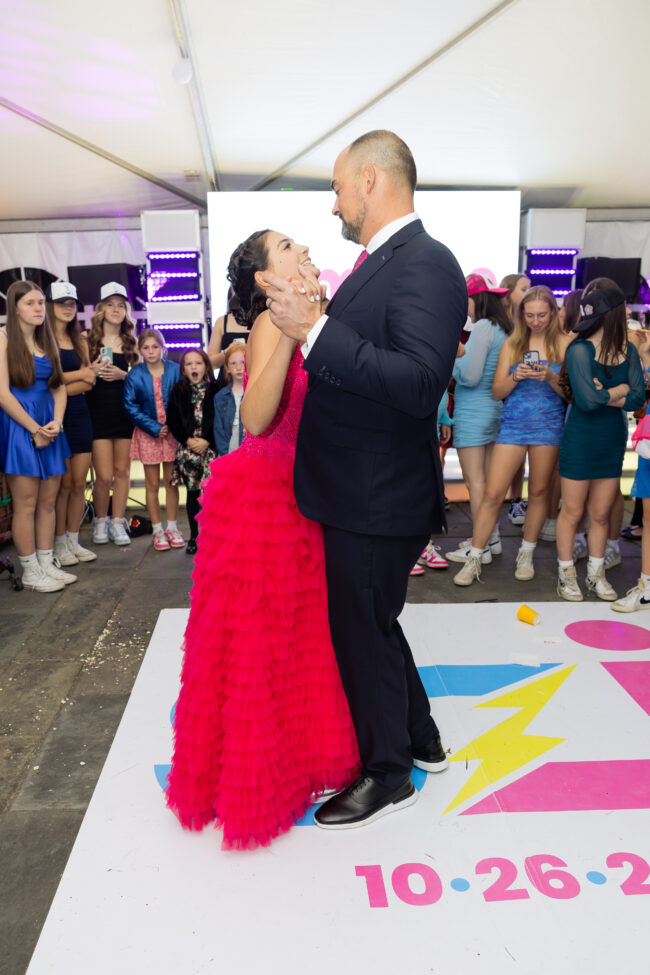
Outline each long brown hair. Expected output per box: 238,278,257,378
500,273,529,322
509,286,563,365
582,277,628,371
5,280,63,389
87,299,138,365
46,301,88,365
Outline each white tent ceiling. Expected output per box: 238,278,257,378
0,0,648,220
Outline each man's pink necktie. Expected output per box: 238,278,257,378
352,249,369,272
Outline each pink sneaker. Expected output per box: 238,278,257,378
417,542,432,565
153,529,170,551
424,544,448,570
165,528,185,549
410,563,425,576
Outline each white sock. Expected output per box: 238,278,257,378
152,522,163,534
95,515,107,524
606,538,620,553
469,546,483,559
54,534,67,547
18,553,37,569
67,531,79,545
588,556,604,572
558,559,574,570
36,548,54,563
520,540,536,551
575,532,586,544
641,573,650,592
166,520,178,532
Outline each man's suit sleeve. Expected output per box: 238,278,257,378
303,249,465,419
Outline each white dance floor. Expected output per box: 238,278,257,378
27,602,650,975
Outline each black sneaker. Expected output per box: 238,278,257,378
413,735,449,772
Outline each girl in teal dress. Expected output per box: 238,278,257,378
557,285,645,602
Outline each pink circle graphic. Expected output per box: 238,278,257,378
565,619,650,652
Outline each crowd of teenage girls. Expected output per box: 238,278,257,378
412,271,650,615
0,278,246,593
2,271,650,613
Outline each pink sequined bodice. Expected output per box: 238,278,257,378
241,347,307,458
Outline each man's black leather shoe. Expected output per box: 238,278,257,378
314,774,417,829
412,735,449,773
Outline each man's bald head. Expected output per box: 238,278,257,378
346,130,417,193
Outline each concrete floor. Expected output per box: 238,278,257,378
0,498,644,975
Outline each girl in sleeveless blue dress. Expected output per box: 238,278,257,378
0,281,76,593
453,286,571,588
48,281,99,567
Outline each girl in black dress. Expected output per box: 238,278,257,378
85,282,139,546
48,282,100,566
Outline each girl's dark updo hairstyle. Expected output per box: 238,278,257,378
227,230,271,328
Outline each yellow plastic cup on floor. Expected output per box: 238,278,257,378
517,604,540,626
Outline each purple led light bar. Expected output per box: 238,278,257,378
529,249,578,256
166,341,202,348
148,252,198,259
528,268,575,275
149,271,199,278
154,323,203,330
151,294,201,302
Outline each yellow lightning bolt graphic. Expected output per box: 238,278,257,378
443,665,577,814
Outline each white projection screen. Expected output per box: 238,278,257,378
208,190,521,314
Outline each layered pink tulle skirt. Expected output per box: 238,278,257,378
165,444,359,849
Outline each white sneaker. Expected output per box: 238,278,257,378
54,540,79,566
573,538,588,561
37,555,78,585
66,536,98,562
514,547,535,581
586,565,617,602
93,517,109,544
108,518,131,546
487,534,502,555
612,581,650,613
557,564,583,601
446,540,492,564
21,562,65,592
539,518,557,542
604,545,622,570
453,553,483,587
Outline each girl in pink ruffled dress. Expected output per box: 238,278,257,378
165,231,359,849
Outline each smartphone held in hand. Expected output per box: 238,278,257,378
523,350,540,368
100,346,114,364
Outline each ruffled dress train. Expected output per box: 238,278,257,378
165,350,359,849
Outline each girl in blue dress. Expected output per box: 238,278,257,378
454,286,571,587
48,282,101,567
0,281,75,592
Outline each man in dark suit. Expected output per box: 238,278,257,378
264,130,467,828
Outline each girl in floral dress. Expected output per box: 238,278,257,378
167,348,218,554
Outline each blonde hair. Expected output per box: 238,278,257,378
510,286,563,365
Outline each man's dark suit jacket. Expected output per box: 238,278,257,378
294,218,467,537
